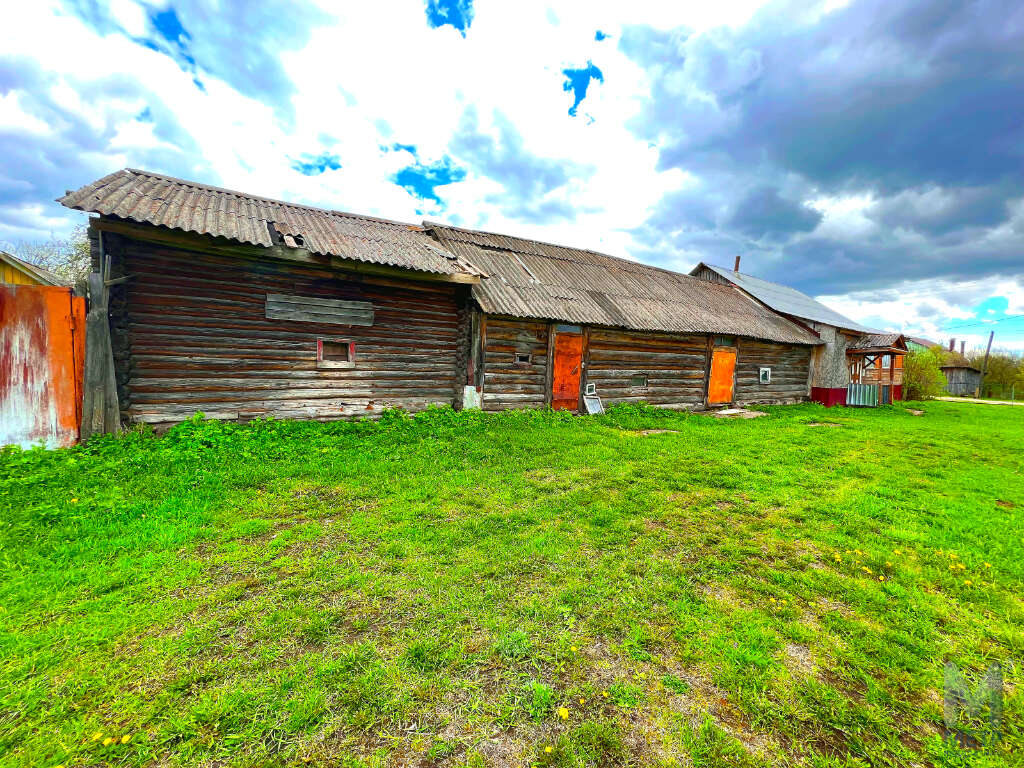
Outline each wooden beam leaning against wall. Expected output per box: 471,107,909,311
80,225,121,438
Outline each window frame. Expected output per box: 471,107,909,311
317,338,356,369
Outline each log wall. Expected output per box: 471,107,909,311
734,340,811,405
585,328,708,408
105,232,464,425
480,316,549,411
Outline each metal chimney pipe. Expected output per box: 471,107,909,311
949,338,955,351
960,341,965,355
734,255,741,272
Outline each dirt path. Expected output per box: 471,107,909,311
935,396,1024,406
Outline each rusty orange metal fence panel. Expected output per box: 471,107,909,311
0,285,85,449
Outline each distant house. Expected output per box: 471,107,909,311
58,168,822,429
0,251,60,286
690,261,903,406
905,336,937,352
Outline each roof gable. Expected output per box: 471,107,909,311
693,262,873,332
0,251,61,285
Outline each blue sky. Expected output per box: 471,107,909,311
1,0,1023,350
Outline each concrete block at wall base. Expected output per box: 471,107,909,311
462,385,482,410
811,387,848,407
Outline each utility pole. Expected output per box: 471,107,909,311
978,331,994,398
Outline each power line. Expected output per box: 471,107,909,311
938,314,1024,330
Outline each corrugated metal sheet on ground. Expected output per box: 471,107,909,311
58,169,481,277
428,224,822,345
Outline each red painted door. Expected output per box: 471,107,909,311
551,332,583,410
707,347,736,405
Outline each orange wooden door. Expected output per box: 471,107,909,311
551,332,583,410
0,285,84,448
707,347,736,405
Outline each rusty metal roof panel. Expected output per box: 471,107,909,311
427,224,821,345
59,169,480,277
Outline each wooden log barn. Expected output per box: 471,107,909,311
58,169,824,431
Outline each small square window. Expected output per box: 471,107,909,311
630,374,648,388
317,339,355,369
585,383,597,395
514,352,531,365
759,367,771,384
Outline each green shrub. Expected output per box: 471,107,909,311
903,347,948,400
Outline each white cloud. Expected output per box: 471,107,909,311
0,0,1020,346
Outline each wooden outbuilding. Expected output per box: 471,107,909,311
1,251,60,286
690,261,904,407
58,169,822,430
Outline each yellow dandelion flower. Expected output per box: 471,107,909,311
984,562,992,568
964,580,972,586
854,549,862,555
878,575,885,581
121,734,131,744
769,597,776,603
886,562,893,567
949,552,958,559
70,498,78,503
103,737,114,746
602,690,609,698
558,707,569,720
545,746,553,753
893,549,901,555
639,672,647,679
570,646,578,652
579,697,585,705
92,732,102,741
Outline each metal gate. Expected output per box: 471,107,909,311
0,285,86,448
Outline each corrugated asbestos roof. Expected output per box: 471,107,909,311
426,224,822,345
58,169,481,277
696,262,873,332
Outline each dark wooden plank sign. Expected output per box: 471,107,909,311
265,294,374,326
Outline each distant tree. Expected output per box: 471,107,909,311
903,346,948,400
970,350,1023,399
12,224,91,292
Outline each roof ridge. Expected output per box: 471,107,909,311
124,168,421,229
425,221,739,293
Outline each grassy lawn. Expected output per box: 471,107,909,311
1,402,1021,768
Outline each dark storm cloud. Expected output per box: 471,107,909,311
620,0,1024,295
449,106,595,223
727,186,822,240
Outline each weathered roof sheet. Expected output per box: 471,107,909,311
427,224,821,345
0,251,61,285
906,336,938,348
695,262,873,332
58,169,481,277
849,333,907,352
